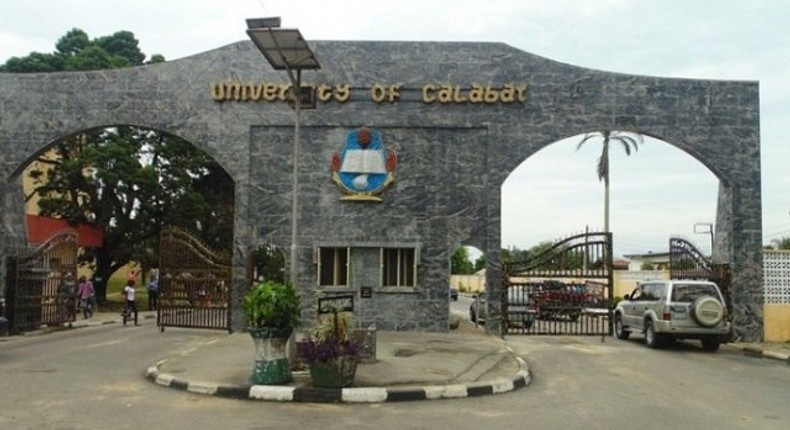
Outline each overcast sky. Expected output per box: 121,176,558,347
1,0,788,258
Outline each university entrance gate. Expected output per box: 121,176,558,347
0,39,763,339
3,231,78,334
156,226,231,332
502,232,613,336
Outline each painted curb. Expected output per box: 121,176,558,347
144,356,531,403
738,346,790,364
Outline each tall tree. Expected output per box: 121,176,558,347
473,254,486,272
576,130,643,233
770,237,790,250
451,247,475,274
1,28,158,72
5,29,232,303
28,127,233,302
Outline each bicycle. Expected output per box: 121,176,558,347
121,301,138,326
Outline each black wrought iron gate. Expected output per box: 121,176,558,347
157,226,231,332
4,231,79,333
669,237,732,311
503,232,613,336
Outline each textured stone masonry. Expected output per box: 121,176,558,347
0,40,763,340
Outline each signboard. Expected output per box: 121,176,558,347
317,295,354,314
360,286,372,299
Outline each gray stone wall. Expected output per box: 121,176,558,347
0,40,763,340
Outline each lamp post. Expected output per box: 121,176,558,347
694,222,714,256
246,17,320,288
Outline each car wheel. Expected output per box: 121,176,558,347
691,296,725,328
701,336,721,352
614,314,630,340
644,320,662,349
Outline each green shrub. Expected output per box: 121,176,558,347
243,281,300,328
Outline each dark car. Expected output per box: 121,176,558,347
450,287,459,301
469,288,534,328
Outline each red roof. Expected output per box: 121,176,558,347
26,214,104,247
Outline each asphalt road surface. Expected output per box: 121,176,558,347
1,317,788,430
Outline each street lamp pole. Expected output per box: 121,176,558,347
246,18,320,288
290,71,301,288
694,222,714,256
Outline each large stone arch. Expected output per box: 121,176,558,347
0,40,762,340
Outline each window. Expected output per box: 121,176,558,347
672,283,719,302
641,283,662,301
381,248,416,287
318,247,349,286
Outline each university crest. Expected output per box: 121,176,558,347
331,127,397,201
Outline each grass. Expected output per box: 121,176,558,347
100,277,150,312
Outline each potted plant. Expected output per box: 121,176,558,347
243,280,300,385
297,309,362,388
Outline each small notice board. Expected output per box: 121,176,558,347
317,295,354,314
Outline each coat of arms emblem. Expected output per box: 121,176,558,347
331,127,397,201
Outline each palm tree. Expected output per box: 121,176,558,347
576,130,643,233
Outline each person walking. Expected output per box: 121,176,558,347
58,273,77,320
77,276,95,319
123,279,139,326
147,273,159,311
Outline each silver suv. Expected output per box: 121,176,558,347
613,280,731,351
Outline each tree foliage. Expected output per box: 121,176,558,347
576,130,643,233
252,245,286,284
28,127,233,302
451,247,475,274
769,237,790,250
472,254,486,272
6,29,231,302
1,28,162,72
502,241,589,271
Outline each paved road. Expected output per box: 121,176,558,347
1,319,788,430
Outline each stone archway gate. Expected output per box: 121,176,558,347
0,39,763,339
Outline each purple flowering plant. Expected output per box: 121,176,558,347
297,310,362,364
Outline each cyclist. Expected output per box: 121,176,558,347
122,279,139,326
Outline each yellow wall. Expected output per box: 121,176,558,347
457,270,672,298
764,305,790,342
613,270,669,299
450,274,485,293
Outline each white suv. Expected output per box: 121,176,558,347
613,280,731,351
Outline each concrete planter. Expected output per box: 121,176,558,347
249,326,294,385
308,356,358,388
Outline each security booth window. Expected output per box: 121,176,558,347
318,247,349,286
381,248,416,287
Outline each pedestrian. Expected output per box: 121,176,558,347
58,272,78,322
128,269,139,284
147,272,159,311
77,275,95,319
123,279,139,326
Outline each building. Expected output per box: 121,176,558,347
0,39,764,340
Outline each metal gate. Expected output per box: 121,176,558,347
503,232,613,336
669,237,732,311
4,231,79,334
157,226,231,332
